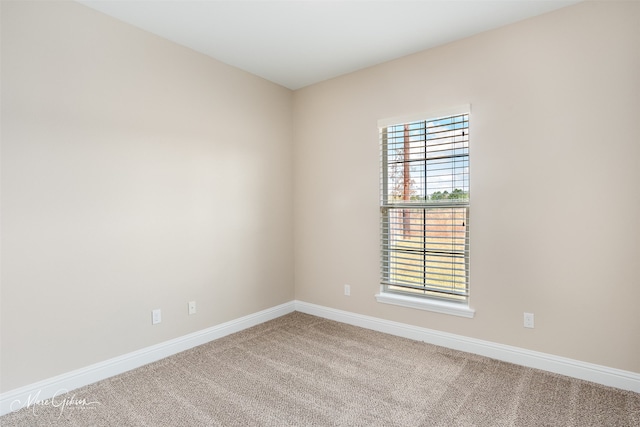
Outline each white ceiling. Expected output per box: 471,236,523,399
77,0,581,90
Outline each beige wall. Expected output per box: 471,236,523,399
293,1,640,373
1,1,294,392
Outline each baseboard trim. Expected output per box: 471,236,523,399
0,301,296,416
3,299,637,416
294,300,640,393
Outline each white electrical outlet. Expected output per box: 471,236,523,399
344,284,351,296
524,312,534,329
152,309,162,325
188,301,196,315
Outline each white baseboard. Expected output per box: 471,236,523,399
294,301,640,393
0,301,295,416
3,299,637,417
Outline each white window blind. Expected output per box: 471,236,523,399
380,108,469,302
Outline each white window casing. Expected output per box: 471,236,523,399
377,105,473,316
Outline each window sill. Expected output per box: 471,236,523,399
375,292,475,318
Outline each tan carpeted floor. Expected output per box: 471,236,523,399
2,312,639,426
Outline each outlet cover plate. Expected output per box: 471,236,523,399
524,312,534,328
152,309,161,325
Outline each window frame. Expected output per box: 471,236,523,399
375,106,475,318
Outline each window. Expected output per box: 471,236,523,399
377,106,473,316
